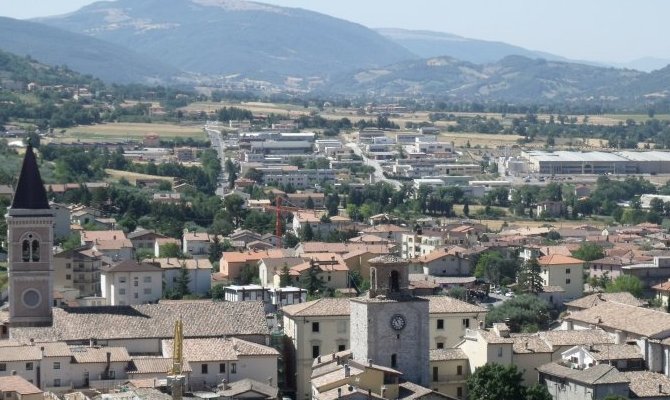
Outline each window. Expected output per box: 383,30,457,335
436,342,444,349
338,344,346,352
143,276,152,283
327,276,331,282
119,288,126,295
202,364,208,374
26,362,33,371
109,370,115,379
497,347,503,357
119,277,126,283
133,280,138,287
231,363,237,373
144,288,152,295
54,362,61,370
391,354,398,369
457,365,463,375
66,274,72,280
66,263,71,269
432,366,438,382
312,345,320,359
462,318,470,328
566,268,571,274
566,278,571,284
437,319,444,329
312,322,320,332
337,320,347,333
0,363,5,371
219,363,226,373
134,293,139,299
457,387,463,398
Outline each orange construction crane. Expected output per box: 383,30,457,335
260,194,317,249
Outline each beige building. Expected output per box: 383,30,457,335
538,254,585,301
162,337,279,391
290,254,350,291
429,349,469,399
81,230,134,262
100,260,163,306
53,248,102,297
426,296,487,349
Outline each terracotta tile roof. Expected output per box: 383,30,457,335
429,348,468,361
298,242,391,255
362,224,411,233
422,296,488,314
39,341,73,357
10,301,268,342
217,378,279,398
538,254,584,266
145,258,212,270
282,298,351,317
311,365,364,390
163,337,278,362
82,230,127,243
476,328,514,344
221,249,286,263
565,302,670,338
348,234,391,244
653,281,670,291
71,346,131,363
538,362,628,385
102,260,163,273
0,375,42,394
540,329,614,347
623,371,670,398
129,356,192,373
565,292,648,310
587,343,642,361
93,239,134,250
183,232,224,242
0,345,41,362
510,334,553,354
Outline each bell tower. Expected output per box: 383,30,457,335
349,255,430,386
7,143,54,327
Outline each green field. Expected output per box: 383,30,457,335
55,122,206,141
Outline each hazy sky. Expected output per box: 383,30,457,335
1,0,667,63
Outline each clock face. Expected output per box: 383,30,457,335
390,314,406,330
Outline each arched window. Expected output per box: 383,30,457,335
22,240,30,262
390,270,400,292
31,240,40,262
391,354,397,368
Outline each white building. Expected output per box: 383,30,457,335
100,260,163,306
147,258,213,296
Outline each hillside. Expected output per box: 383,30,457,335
36,0,416,80
377,28,570,65
321,55,651,104
0,17,180,84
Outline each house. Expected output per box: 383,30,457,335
217,378,279,400
653,279,670,307
154,237,181,258
146,258,212,296
267,287,307,308
286,193,325,209
537,254,585,300
127,228,167,253
182,232,225,258
538,363,629,400
425,296,487,349
223,285,267,302
258,257,304,287
100,260,163,305
412,247,471,277
621,256,670,289
429,349,469,399
361,224,412,243
53,247,103,297
127,357,193,386
564,292,648,312
162,337,279,391
152,193,181,204
536,201,563,218
50,202,71,239
292,211,353,237
289,254,349,291
220,250,286,282
0,375,42,400
81,230,134,262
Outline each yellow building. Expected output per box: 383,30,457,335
538,254,585,301
429,349,469,399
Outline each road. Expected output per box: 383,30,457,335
345,142,403,190
204,123,228,197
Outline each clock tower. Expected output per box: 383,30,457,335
349,255,430,386
7,143,54,327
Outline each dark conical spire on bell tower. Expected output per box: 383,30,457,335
11,142,49,210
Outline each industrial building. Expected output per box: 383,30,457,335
522,150,670,175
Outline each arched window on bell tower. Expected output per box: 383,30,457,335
390,270,400,292
20,233,41,262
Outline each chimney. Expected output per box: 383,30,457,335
368,359,372,367
368,389,372,398
222,379,230,390
29,338,34,346
106,351,111,365
337,388,342,399
317,356,321,363
344,364,351,377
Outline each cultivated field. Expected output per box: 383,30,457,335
105,169,174,185
55,122,206,142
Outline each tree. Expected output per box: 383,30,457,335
279,263,292,287
467,363,526,400
223,194,246,227
305,196,315,210
240,264,260,285
525,384,552,400
486,295,551,333
474,251,519,287
211,283,225,301
160,243,181,258
303,260,326,297
446,286,468,302
571,242,604,262
463,199,470,217
208,235,224,264
517,257,544,294
605,275,643,298
299,223,314,242
283,231,300,248
175,264,192,298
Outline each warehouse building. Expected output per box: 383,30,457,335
523,150,670,175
